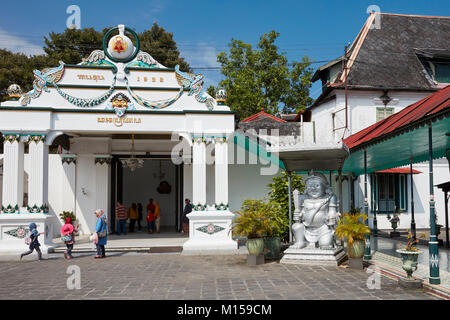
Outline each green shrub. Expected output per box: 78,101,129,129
267,171,304,242
59,211,76,223
335,210,370,246
231,199,287,239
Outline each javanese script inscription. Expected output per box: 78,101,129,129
77,74,105,81
97,117,141,127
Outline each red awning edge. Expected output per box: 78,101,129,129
376,168,422,174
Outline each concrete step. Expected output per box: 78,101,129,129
50,245,183,254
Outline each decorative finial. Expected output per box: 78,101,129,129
215,88,227,105
7,84,22,100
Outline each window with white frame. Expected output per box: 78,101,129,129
373,173,408,213
376,107,394,122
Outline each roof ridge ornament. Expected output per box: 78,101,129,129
103,25,140,64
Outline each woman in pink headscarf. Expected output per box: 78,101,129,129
60,217,78,259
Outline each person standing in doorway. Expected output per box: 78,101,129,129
115,201,127,235
182,198,192,237
154,201,161,233
146,199,156,233
94,209,107,259
137,203,143,232
127,203,139,233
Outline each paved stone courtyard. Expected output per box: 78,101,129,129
0,253,440,300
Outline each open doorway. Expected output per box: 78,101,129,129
110,155,183,235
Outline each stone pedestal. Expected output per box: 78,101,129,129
390,231,400,237
182,210,238,254
0,213,58,255
280,245,347,266
247,254,264,265
398,277,423,289
348,257,364,269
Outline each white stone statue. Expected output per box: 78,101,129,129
291,172,340,249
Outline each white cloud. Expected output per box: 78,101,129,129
182,42,220,68
0,28,44,56
150,0,165,13
180,42,223,88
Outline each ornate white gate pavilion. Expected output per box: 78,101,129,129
0,25,237,254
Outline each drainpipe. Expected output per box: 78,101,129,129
344,45,349,135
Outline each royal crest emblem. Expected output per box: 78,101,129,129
112,36,127,54
107,93,134,117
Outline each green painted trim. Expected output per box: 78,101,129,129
64,64,174,73
0,106,235,115
126,67,175,72
46,83,190,92
2,133,46,136
64,64,116,70
232,131,285,170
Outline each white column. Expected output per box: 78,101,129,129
1,135,24,212
214,137,228,209
27,136,48,212
95,157,111,229
61,155,77,213
192,137,206,209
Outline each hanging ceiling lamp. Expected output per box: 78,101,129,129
121,133,144,171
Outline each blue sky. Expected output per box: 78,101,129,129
0,0,449,98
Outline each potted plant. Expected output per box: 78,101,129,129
387,207,402,237
59,211,78,235
231,199,270,256
396,232,421,280
335,210,371,267
262,201,288,260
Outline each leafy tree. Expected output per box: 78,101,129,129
0,50,48,100
267,171,305,242
213,31,313,120
0,23,191,101
43,23,190,71
43,27,105,65
139,23,190,71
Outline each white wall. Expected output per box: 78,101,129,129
122,159,177,228
183,144,282,213
349,90,430,135
311,90,431,140
47,155,77,237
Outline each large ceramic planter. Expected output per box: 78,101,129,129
264,237,281,260
396,249,420,278
247,238,264,256
348,239,365,258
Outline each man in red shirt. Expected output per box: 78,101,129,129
116,201,127,235
146,198,156,233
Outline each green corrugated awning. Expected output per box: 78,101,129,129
232,131,285,170
342,116,450,175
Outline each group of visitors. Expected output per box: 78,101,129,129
115,199,161,235
20,198,192,261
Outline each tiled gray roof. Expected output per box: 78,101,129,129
346,14,450,90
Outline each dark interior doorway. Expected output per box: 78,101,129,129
110,155,183,233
